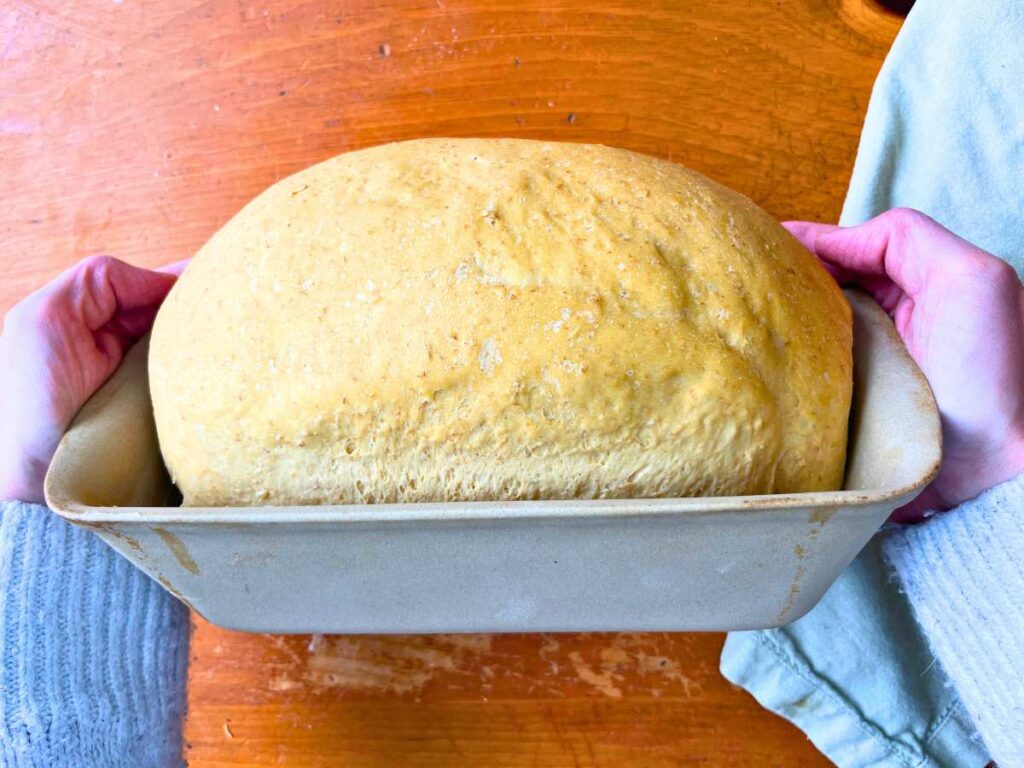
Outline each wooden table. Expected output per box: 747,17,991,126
2,1,906,763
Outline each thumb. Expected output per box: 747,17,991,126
158,258,190,277
782,220,840,254
782,220,851,283
47,255,177,332
812,208,979,300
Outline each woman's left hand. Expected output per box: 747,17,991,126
0,256,185,503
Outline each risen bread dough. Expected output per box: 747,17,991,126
150,139,852,507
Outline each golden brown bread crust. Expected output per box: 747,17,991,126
150,139,852,506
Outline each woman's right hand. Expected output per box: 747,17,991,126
785,208,1024,522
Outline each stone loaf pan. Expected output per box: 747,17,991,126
45,290,939,633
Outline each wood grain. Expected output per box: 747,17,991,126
187,623,834,766
1,0,905,763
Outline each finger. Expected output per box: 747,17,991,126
48,255,177,331
94,328,128,370
158,258,190,276
890,484,948,524
101,304,162,340
817,259,851,283
783,220,864,287
812,208,982,299
782,220,840,253
859,273,908,316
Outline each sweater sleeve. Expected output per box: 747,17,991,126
883,474,1024,767
0,500,190,768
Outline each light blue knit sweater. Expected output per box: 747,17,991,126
0,500,189,768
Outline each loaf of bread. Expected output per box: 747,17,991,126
150,139,852,507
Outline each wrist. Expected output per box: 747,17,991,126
0,453,47,504
961,427,1024,505
0,418,63,504
0,480,45,505
999,429,1024,486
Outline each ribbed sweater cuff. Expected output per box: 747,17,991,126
883,475,1024,767
0,501,190,768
